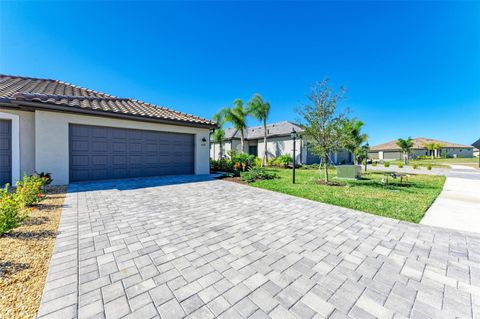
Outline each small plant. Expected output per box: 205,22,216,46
384,162,390,168
372,162,378,167
398,163,404,168
240,167,278,183
413,164,419,169
231,153,256,172
254,157,263,167
427,164,432,170
276,154,293,168
0,186,27,235
34,172,53,185
15,175,46,206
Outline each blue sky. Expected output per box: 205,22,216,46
1,1,479,145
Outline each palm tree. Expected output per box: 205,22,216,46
344,118,368,164
433,143,443,158
424,142,436,159
217,99,249,153
247,94,271,166
396,137,414,164
211,113,225,159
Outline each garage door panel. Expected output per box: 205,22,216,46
69,124,194,182
70,125,89,137
71,140,90,152
71,155,89,166
91,155,108,166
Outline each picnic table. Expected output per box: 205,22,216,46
382,172,409,186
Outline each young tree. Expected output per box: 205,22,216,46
296,80,348,182
247,94,271,166
343,118,368,164
396,137,414,164
217,99,249,153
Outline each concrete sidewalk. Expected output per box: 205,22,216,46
421,165,480,233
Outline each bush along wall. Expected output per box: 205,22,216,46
0,174,48,235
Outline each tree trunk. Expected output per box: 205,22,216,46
220,142,223,159
404,152,408,165
324,155,329,182
263,118,267,167
240,131,244,153
213,143,216,160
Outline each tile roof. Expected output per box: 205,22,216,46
371,137,473,151
221,121,304,140
472,138,480,150
0,75,215,127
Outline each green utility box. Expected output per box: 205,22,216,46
336,165,362,179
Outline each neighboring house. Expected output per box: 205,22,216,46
210,121,352,165
0,75,216,186
369,137,474,160
472,138,480,157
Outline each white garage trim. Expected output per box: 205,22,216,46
0,112,20,183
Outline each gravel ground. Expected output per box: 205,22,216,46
0,186,66,319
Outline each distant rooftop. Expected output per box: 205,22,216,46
220,121,304,140
371,137,473,151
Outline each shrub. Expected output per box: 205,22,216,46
372,162,378,167
417,155,430,160
413,164,419,169
231,153,256,172
0,186,27,235
210,159,235,173
34,171,53,185
384,162,390,168
254,157,263,167
427,164,432,170
266,157,277,166
398,163,404,168
15,175,45,206
240,167,278,183
275,154,293,168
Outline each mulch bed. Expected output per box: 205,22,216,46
219,176,248,185
0,186,67,319
315,180,346,186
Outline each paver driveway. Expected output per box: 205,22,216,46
37,176,480,319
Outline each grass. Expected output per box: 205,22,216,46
250,168,445,223
389,157,479,168
0,186,66,319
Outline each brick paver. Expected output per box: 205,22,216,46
37,175,480,318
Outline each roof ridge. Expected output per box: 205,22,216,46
13,92,129,101
0,74,116,98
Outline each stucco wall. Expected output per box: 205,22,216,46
258,136,302,163
0,108,36,178
35,110,211,185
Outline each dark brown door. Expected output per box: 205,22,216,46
69,124,194,182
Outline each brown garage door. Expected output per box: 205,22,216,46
0,120,12,186
69,124,194,182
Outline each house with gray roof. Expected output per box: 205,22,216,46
369,137,474,160
210,121,352,165
0,74,216,186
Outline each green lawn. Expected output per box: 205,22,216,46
389,157,479,168
250,168,445,223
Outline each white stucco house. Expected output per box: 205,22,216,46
369,137,474,160
0,74,216,186
210,121,353,165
